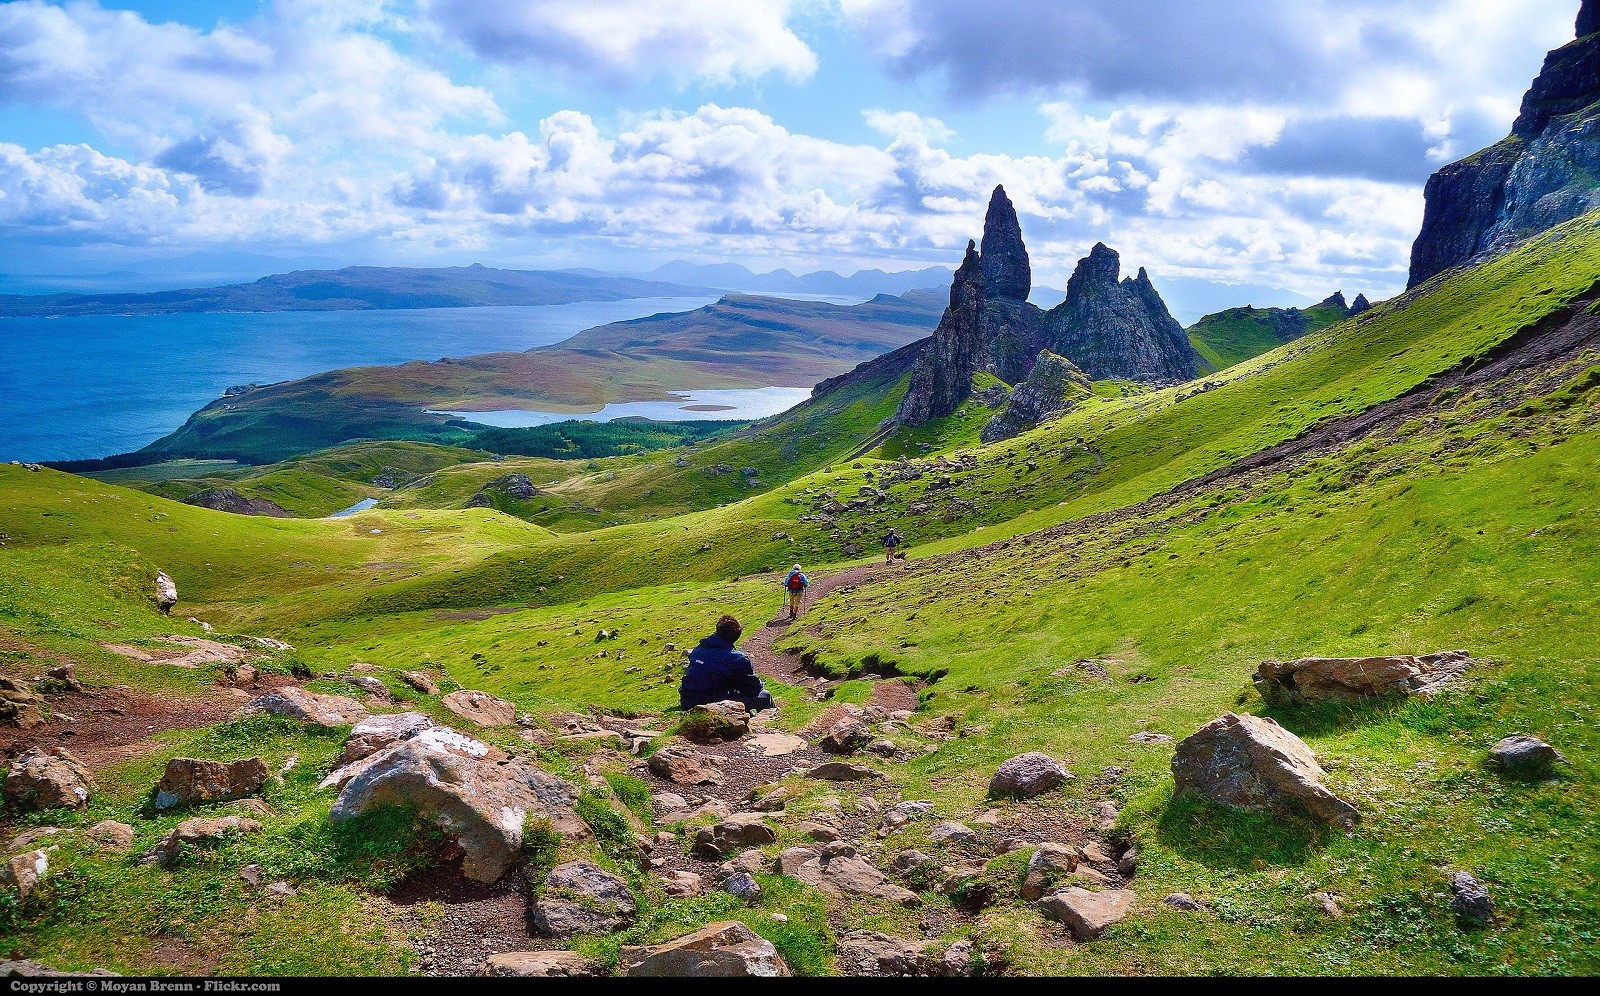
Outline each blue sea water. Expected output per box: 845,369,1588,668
0,297,721,462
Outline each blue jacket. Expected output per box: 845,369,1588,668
785,571,809,591
679,635,766,708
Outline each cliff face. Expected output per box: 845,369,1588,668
896,241,988,424
1043,244,1203,382
1409,1,1600,286
980,350,1092,444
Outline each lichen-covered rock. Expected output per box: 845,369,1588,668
1171,713,1358,827
1489,734,1568,775
1253,650,1471,705
1040,887,1137,940
620,921,789,977
3,747,95,812
234,687,368,728
333,712,437,768
679,700,750,744
530,861,637,937
440,689,517,727
1043,243,1201,382
981,350,1091,443
1449,870,1495,927
154,570,178,614
153,756,269,810
721,871,763,902
988,752,1069,798
0,849,49,901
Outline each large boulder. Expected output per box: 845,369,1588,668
441,689,517,727
3,747,95,812
648,745,724,785
678,701,750,744
141,815,262,868
836,931,942,977
530,861,637,937
0,677,45,729
153,757,269,810
1253,650,1471,705
1021,843,1081,901
482,951,596,977
155,570,178,614
1171,713,1358,827
0,849,49,901
329,729,585,883
988,752,1069,798
234,687,368,728
792,852,921,907
693,814,778,859
1040,887,1137,940
334,712,436,768
820,718,872,754
1489,735,1568,775
620,921,789,977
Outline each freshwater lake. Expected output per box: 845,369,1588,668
433,387,816,429
0,297,727,462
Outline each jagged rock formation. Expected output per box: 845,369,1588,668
978,186,1049,383
1409,1,1600,286
181,488,290,517
1043,244,1203,382
981,351,1092,443
896,241,988,424
980,185,1031,301
1350,293,1372,315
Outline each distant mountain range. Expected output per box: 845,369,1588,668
566,261,954,298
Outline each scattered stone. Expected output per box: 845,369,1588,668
153,756,268,810
234,687,368,728
1163,892,1204,911
929,821,978,846
1021,843,1080,900
84,821,134,851
264,881,295,898
1489,735,1568,775
333,712,437,768
44,664,83,693
1309,891,1343,917
155,570,178,614
836,931,942,977
401,671,440,695
531,861,637,937
805,761,884,781
4,747,95,812
440,689,517,727
222,662,257,687
722,871,763,902
775,846,819,876
889,849,937,879
620,921,789,977
1129,731,1174,745
1095,800,1120,830
660,870,703,897
722,849,767,876
749,785,790,811
5,828,58,852
745,731,807,757
0,677,45,729
651,791,689,813
142,816,262,868
792,853,920,907
1116,845,1138,877
1171,713,1359,827
0,849,49,901
820,718,872,754
1040,887,1137,941
483,951,597,977
330,730,585,883
881,800,935,830
798,821,839,843
1449,871,1495,927
942,940,974,977
649,745,724,786
693,814,778,859
989,752,1070,798
1253,650,1472,705
346,675,389,699
679,700,751,744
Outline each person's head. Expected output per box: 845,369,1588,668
791,564,802,573
714,614,743,643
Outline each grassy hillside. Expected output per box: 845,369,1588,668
1188,297,1351,372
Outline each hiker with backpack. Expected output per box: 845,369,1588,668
679,614,774,711
783,564,810,620
882,528,903,563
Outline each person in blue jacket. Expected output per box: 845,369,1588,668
679,614,774,711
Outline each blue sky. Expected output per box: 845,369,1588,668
0,0,1580,305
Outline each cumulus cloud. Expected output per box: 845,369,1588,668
422,0,819,85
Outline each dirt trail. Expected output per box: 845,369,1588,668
741,560,899,687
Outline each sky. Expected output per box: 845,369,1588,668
0,0,1581,305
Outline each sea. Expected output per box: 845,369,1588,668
0,297,741,462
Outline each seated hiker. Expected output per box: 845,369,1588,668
784,564,810,620
882,528,903,563
679,614,774,711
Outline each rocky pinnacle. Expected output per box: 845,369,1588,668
980,185,1031,302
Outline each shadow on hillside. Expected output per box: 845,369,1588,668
1154,793,1339,870
1257,695,1409,738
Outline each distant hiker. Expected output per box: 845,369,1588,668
784,564,810,620
882,528,903,563
679,614,774,711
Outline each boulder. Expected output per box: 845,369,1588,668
836,931,941,977
142,816,262,868
155,570,178,614
1253,650,1471,705
648,745,723,786
321,724,492,792
1021,843,1081,900
0,849,49,901
1489,735,1567,775
482,951,596,977
722,871,763,902
792,853,921,907
234,687,368,728
3,747,95,812
347,675,390,699
805,761,884,782
988,752,1069,798
401,671,440,695
929,821,977,846
84,821,135,852
775,846,819,876
1040,887,1137,940
440,689,517,727
333,712,437,768
821,718,872,754
530,861,637,937
660,869,703,897
329,730,585,883
153,757,269,809
620,921,789,977
1450,871,1495,927
0,677,45,729
1171,713,1359,827
693,814,778,859
679,700,751,744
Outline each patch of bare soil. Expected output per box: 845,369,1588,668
387,860,540,976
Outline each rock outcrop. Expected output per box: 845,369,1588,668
1171,713,1358,827
0,677,45,729
1043,244,1202,382
3,747,94,812
440,689,517,727
620,921,789,977
465,473,541,508
1,849,50,902
981,351,1092,443
1409,2,1600,286
896,241,989,424
153,757,269,810
1253,650,1471,705
180,488,291,518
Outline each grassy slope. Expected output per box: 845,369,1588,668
1188,299,1349,372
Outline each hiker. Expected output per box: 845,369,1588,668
783,564,810,620
679,614,774,711
882,528,903,563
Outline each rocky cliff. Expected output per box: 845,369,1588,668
896,242,988,424
980,351,1092,443
1409,0,1600,286
1043,244,1202,382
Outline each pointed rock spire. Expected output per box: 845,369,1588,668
1045,243,1201,382
1350,293,1372,315
980,185,1031,301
